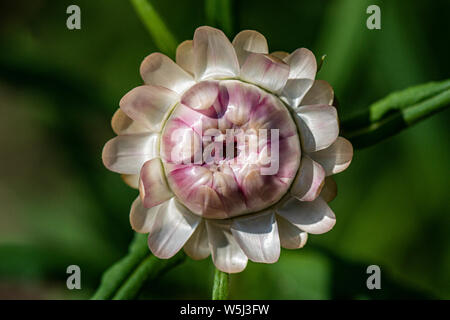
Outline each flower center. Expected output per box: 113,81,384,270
160,80,301,219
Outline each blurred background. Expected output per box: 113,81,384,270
0,0,449,299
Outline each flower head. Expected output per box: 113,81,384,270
102,26,353,273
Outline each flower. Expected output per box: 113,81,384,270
102,26,353,273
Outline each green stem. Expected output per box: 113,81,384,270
130,0,178,57
341,79,450,149
212,268,229,300
91,233,185,300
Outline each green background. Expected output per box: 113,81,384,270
0,0,448,299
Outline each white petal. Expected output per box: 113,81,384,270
183,220,210,260
140,52,195,94
111,109,150,135
120,85,179,132
296,105,339,152
281,78,315,108
180,80,219,110
139,158,173,208
276,215,308,249
240,53,289,93
102,133,159,174
129,196,161,233
309,137,353,176
290,155,325,201
232,30,268,66
270,51,289,60
301,80,334,106
176,40,195,75
281,48,317,107
193,26,240,80
206,220,248,273
148,198,200,259
320,177,337,203
277,197,336,234
121,174,139,189
231,211,280,263
284,48,317,80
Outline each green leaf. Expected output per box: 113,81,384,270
211,268,229,300
341,79,450,148
205,0,233,36
130,0,178,57
91,233,185,300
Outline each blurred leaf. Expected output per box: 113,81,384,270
205,0,234,36
91,233,185,300
130,0,178,57
341,79,450,148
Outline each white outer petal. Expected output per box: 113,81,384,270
140,52,195,94
232,30,268,66
176,40,195,75
301,80,334,106
320,177,337,203
129,196,162,233
295,105,339,152
281,48,317,107
284,48,317,80
120,85,179,132
111,109,150,135
121,174,139,189
276,197,336,234
193,26,240,80
290,155,325,201
206,220,248,273
276,215,308,249
102,133,159,174
148,198,201,259
309,137,353,176
240,53,289,94
183,220,210,260
231,211,280,263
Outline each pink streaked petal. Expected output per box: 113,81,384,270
193,26,240,80
140,52,195,94
222,80,261,125
181,81,219,110
240,53,289,93
139,158,173,208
